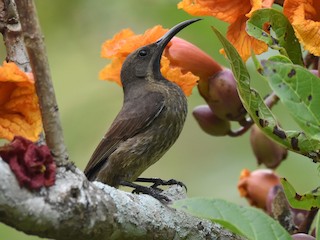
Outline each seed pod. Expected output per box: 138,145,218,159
238,169,280,210
250,124,288,169
206,69,246,122
193,105,231,136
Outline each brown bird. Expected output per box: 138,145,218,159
84,19,201,196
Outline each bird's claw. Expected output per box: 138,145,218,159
135,177,187,191
120,180,170,202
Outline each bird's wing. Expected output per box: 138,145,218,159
84,91,165,179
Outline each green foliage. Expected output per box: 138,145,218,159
281,178,320,210
262,60,320,139
211,26,320,161
173,198,292,240
212,13,320,237
246,9,303,65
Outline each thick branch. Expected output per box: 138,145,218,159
0,159,243,240
14,0,68,165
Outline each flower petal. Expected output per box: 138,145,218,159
224,16,268,61
100,26,205,96
0,62,42,141
101,29,135,58
101,26,167,59
178,0,263,23
284,0,320,56
160,56,199,96
99,57,124,86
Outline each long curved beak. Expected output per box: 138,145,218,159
152,18,202,75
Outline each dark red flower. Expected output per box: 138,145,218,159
0,136,56,190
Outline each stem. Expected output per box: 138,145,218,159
14,0,69,166
228,118,253,137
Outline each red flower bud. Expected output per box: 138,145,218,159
238,169,280,210
203,69,246,121
193,105,231,136
250,124,288,169
0,136,56,190
166,37,223,81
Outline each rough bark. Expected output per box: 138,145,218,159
0,159,243,240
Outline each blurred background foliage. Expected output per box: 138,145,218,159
0,0,319,239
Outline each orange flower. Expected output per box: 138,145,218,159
0,62,42,142
100,26,222,96
177,0,274,61
284,0,320,56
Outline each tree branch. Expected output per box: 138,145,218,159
0,0,30,71
14,0,69,165
0,159,243,240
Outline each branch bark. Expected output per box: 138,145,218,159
0,159,243,240
14,0,69,166
0,0,30,71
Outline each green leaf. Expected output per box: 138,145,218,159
173,198,292,240
246,8,303,65
268,55,292,64
262,60,320,139
281,178,320,210
211,26,320,161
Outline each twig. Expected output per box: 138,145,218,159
0,159,243,240
228,118,253,137
228,92,279,137
0,0,30,71
14,0,69,166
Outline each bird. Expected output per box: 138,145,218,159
84,19,201,197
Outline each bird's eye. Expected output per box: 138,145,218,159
138,49,148,57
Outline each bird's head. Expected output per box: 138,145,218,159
120,19,201,86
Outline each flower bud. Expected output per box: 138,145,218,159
193,105,231,136
205,69,246,122
292,233,315,240
166,37,223,81
250,124,288,169
238,169,280,210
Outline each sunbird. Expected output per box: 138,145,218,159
84,19,201,199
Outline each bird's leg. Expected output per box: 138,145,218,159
135,177,187,191
119,180,170,202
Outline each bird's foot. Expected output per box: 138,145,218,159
135,177,187,191
120,180,170,202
